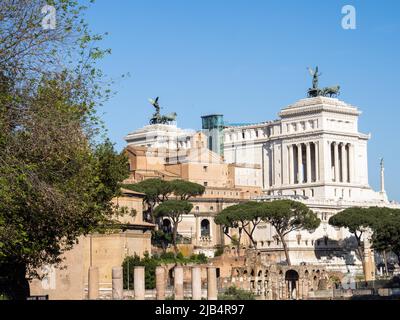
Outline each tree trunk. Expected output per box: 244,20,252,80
357,246,367,283
383,250,389,276
172,222,179,253
279,234,291,266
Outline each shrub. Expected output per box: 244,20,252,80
122,251,208,289
218,286,256,300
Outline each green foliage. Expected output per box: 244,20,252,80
328,206,400,279
218,286,256,300
122,252,158,290
189,253,208,263
215,200,319,264
370,208,400,260
169,180,205,200
154,200,194,220
154,200,193,251
214,247,225,257
0,0,128,299
124,179,205,223
329,207,379,244
122,252,208,289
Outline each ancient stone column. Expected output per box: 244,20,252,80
343,144,349,183
174,266,184,300
207,266,218,300
155,266,165,300
334,142,339,182
348,144,354,183
112,266,123,300
340,143,345,183
192,266,202,300
297,144,303,183
88,266,99,300
134,266,145,300
289,144,294,184
314,141,319,182
306,142,312,183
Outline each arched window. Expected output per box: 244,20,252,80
201,219,210,237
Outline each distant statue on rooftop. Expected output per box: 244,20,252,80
148,97,177,125
307,66,340,98
308,66,321,89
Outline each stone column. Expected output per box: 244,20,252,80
343,144,349,183
207,266,218,300
192,266,202,300
297,144,303,183
334,142,339,182
88,266,99,300
298,279,303,300
112,266,124,300
314,142,319,182
156,266,165,300
348,144,354,183
282,144,289,185
340,143,345,183
289,144,294,184
306,142,312,183
322,141,330,182
174,266,184,300
134,266,145,300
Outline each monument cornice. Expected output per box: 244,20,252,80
279,104,361,118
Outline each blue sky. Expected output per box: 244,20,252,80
85,0,400,200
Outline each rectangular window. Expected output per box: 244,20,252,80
204,182,208,187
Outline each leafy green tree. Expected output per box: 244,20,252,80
0,1,127,300
262,200,320,266
125,179,205,223
371,208,400,266
328,207,379,278
154,200,193,252
124,179,174,222
170,180,205,200
125,179,204,252
122,253,158,290
214,206,245,254
215,202,264,251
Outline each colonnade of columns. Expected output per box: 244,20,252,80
88,265,218,300
329,142,353,183
288,142,319,184
287,141,354,185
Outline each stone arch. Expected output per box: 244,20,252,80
200,219,210,237
285,270,300,300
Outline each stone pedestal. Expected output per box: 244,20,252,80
112,267,123,300
156,266,165,300
192,266,202,300
134,266,145,300
174,266,184,300
88,266,99,300
207,266,217,300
